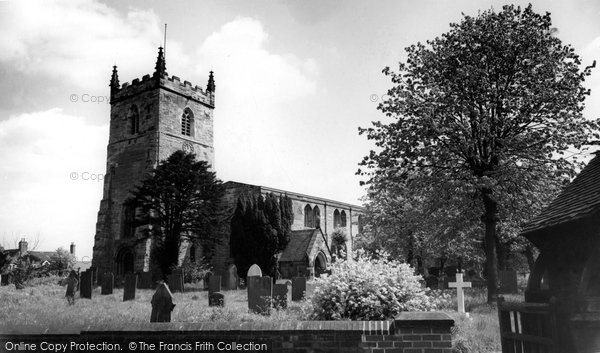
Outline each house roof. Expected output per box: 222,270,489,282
521,154,600,236
279,229,320,263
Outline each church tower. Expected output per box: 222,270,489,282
91,48,215,279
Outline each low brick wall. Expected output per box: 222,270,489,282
0,312,453,353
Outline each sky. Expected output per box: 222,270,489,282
0,0,599,258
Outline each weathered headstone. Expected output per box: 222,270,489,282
499,269,519,294
101,272,114,295
223,264,238,290
248,276,272,315
203,271,213,290
273,282,291,309
449,272,472,313
137,271,153,289
209,275,221,294
123,274,137,301
150,282,175,322
247,264,262,278
209,292,225,307
292,276,307,301
167,273,184,293
79,270,92,299
89,266,98,286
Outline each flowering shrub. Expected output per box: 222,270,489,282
310,250,441,320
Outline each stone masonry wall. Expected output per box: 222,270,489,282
1,312,454,353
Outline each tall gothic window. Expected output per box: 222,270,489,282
313,206,321,228
181,107,194,137
341,210,347,227
123,204,136,238
333,209,341,228
129,105,140,135
304,204,313,228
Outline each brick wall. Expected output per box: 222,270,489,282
1,312,453,353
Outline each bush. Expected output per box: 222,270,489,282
172,259,211,284
310,250,441,320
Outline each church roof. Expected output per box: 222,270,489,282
521,154,600,237
279,229,320,263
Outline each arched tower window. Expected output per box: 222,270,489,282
304,204,313,228
333,209,341,228
313,206,321,228
129,105,140,135
341,210,347,228
181,107,194,137
123,204,136,238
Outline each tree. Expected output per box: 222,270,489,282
359,5,599,303
230,192,293,278
49,247,76,273
127,150,225,276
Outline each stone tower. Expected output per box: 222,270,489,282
91,48,215,279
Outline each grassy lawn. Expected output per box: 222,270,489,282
0,277,518,353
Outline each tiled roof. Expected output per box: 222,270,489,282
279,229,319,263
521,154,600,235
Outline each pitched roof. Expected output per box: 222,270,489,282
279,229,319,263
521,154,600,236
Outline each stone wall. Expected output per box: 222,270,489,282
0,312,454,353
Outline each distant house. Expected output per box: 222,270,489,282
0,238,78,273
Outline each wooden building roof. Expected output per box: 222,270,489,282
521,154,600,238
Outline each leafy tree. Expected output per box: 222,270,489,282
49,247,76,273
127,150,225,276
230,192,293,278
359,5,599,302
330,229,348,260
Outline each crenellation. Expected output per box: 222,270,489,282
184,80,191,86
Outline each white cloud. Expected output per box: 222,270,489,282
0,0,191,91
0,109,107,257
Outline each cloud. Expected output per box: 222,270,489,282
0,0,191,91
581,36,600,120
0,108,107,256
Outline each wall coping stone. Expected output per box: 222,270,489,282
394,311,454,326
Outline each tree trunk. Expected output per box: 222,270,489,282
481,187,499,304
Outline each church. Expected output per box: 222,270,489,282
91,48,364,281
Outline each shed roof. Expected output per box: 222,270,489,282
521,154,600,236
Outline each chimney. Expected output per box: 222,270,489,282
18,238,28,256
70,242,76,256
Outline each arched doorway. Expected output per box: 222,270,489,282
314,252,327,277
116,247,135,276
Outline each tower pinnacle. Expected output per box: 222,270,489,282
110,65,120,95
207,70,215,93
154,47,167,78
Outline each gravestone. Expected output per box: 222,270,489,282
80,270,92,299
247,264,262,278
209,275,221,294
292,276,307,301
137,272,153,289
150,282,175,322
223,264,238,290
209,292,224,307
248,276,272,315
273,282,291,309
123,274,137,301
499,269,518,294
449,272,472,313
167,273,184,293
89,266,97,286
101,272,114,295
203,271,213,290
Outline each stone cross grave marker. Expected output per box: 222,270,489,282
273,280,291,309
209,275,221,295
292,276,307,301
101,272,114,295
223,264,238,290
448,272,472,313
247,264,262,278
137,271,153,289
151,282,175,322
80,270,92,299
123,274,137,301
168,272,184,293
248,276,272,315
